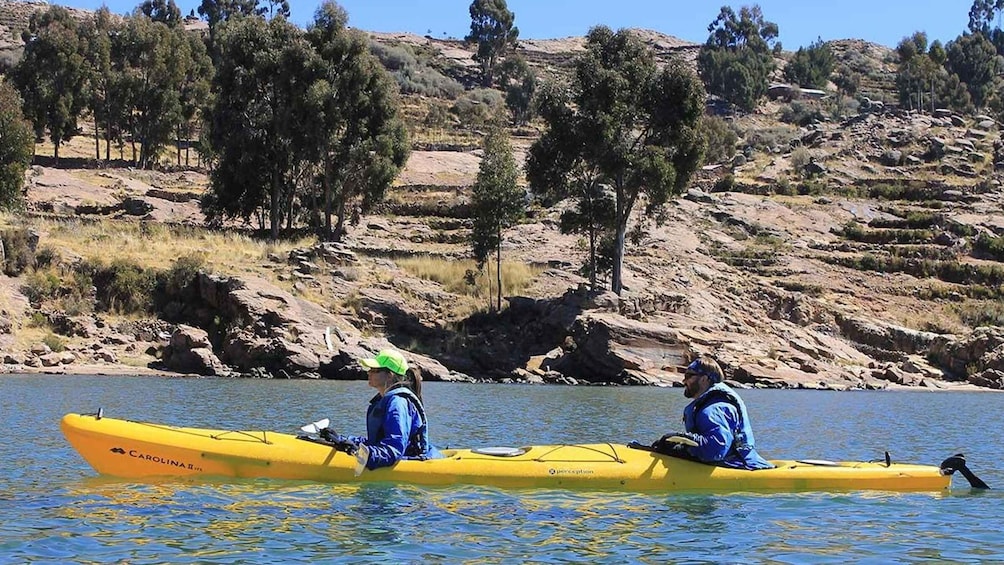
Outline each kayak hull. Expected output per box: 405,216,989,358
61,413,952,492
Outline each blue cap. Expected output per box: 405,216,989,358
685,359,722,383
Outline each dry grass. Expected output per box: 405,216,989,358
395,255,544,298
26,216,316,275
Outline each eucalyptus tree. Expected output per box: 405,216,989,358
945,31,1004,110
969,0,1004,52
499,54,536,126
139,0,183,27
783,38,834,89
527,27,705,296
203,14,319,238
471,125,524,311
465,0,519,86
306,1,409,240
175,31,213,166
896,32,972,113
118,12,209,169
697,5,778,112
13,6,89,162
198,0,262,53
0,80,34,211
526,82,611,291
79,7,115,161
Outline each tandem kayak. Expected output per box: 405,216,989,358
61,412,982,492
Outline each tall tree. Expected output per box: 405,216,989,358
140,0,183,27
527,27,705,295
946,32,1004,109
0,80,34,211
526,82,610,291
176,32,213,166
896,32,972,113
783,38,834,89
119,13,205,169
499,54,536,126
697,5,778,113
79,7,115,161
307,1,409,241
198,0,261,51
465,0,519,87
203,14,318,238
12,6,88,162
968,0,1004,52
471,125,524,311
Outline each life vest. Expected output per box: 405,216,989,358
367,385,432,459
684,383,759,465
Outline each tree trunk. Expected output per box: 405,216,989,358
54,140,60,163
323,154,332,237
496,226,502,312
612,183,627,295
334,193,347,242
271,166,280,240
94,120,100,160
588,226,597,291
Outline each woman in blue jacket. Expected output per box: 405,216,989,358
352,348,443,469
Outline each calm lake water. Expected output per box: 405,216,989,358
2,374,1003,563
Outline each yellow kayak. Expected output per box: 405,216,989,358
61,412,956,492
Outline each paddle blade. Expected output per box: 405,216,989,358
354,444,369,476
665,434,699,447
300,418,330,434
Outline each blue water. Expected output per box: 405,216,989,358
2,375,1003,563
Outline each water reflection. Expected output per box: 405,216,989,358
4,376,1004,562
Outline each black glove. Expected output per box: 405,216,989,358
319,427,359,455
652,432,700,453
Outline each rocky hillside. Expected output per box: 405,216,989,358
3,1,1004,392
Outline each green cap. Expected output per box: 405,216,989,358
360,349,408,376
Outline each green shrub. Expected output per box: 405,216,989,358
713,173,735,192
88,258,156,315
451,89,505,127
396,66,464,98
161,252,206,296
43,333,66,353
699,115,738,165
780,100,825,126
34,245,61,269
21,270,61,304
956,301,1004,328
973,233,1004,262
1,227,36,276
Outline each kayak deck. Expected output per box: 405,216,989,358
60,413,952,492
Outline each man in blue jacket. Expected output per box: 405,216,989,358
661,356,773,470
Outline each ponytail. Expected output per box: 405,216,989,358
406,367,424,403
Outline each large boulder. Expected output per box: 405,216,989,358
552,312,688,384
163,325,227,376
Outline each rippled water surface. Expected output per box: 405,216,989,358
3,375,1003,563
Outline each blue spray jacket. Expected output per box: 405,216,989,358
357,385,443,469
682,383,773,470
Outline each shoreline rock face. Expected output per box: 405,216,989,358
3,3,1004,391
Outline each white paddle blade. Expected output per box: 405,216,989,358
354,444,370,476
665,434,699,447
300,418,330,434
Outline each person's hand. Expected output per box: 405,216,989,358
653,432,700,452
319,427,359,454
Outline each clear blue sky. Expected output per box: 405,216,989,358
57,0,972,49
